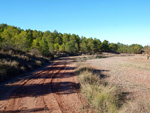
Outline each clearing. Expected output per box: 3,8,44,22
86,54,150,101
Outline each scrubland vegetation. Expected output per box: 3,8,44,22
76,63,123,113
0,48,49,82
79,55,150,113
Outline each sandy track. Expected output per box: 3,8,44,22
0,57,83,113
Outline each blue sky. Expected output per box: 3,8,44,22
0,0,150,46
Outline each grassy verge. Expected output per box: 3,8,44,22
76,64,122,113
77,59,150,113
0,48,50,83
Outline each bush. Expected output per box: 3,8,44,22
77,65,121,113
0,48,49,82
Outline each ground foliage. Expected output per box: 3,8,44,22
0,48,49,82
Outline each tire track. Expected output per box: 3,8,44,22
51,59,83,113
51,62,67,113
4,61,60,112
40,61,67,113
14,61,67,113
0,57,85,113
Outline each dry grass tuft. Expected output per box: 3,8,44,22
77,64,122,113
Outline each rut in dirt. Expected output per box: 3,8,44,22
0,57,84,113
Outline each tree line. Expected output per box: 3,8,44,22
0,24,143,57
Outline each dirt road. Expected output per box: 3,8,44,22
0,57,83,113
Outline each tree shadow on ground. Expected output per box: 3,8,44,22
0,60,79,101
0,81,80,101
